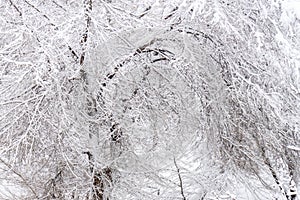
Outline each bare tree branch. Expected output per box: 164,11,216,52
174,157,186,200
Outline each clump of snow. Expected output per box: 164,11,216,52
280,0,300,24
287,145,300,151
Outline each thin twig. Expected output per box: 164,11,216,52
8,0,22,16
173,157,186,200
24,0,55,26
0,157,38,199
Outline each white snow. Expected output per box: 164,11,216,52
287,145,300,151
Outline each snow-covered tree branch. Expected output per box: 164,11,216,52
0,0,299,199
